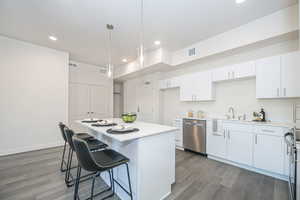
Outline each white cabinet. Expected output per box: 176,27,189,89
207,130,227,158
225,123,253,166
256,51,300,99
180,71,214,101
233,61,256,79
281,51,300,98
253,133,284,174
256,56,281,98
212,61,255,82
159,77,181,90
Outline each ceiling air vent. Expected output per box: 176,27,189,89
188,48,196,56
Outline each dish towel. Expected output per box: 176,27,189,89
212,119,218,133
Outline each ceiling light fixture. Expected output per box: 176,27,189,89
154,41,161,45
48,35,57,41
122,58,128,63
236,0,246,4
139,0,144,68
106,24,114,78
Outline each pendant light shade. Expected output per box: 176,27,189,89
106,24,114,78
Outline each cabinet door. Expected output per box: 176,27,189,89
212,66,232,82
256,56,281,98
194,71,214,101
207,130,227,158
90,85,109,119
233,61,256,79
281,51,300,98
253,134,284,174
179,75,194,101
227,130,253,166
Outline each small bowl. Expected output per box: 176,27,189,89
122,113,137,123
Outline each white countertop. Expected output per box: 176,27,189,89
77,118,178,142
180,117,295,129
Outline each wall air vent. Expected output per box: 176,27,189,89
188,48,196,56
69,63,78,67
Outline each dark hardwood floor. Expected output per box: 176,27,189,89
0,147,289,200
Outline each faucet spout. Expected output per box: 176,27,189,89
228,107,235,119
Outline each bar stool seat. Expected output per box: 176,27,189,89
91,149,129,169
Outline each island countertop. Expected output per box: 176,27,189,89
77,118,178,142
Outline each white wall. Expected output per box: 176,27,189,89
0,36,69,156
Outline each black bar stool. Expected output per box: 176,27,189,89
58,122,96,172
64,127,108,187
72,136,133,200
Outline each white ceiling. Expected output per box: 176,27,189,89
0,0,297,67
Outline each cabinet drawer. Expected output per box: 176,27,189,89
253,126,284,136
223,123,253,133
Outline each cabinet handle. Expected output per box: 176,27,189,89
261,129,275,133
90,112,94,114
284,88,286,96
232,71,234,79
277,88,280,97
223,130,226,139
228,72,230,79
87,112,90,114
227,130,230,140
212,132,223,136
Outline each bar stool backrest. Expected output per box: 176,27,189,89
58,122,67,142
64,127,76,151
72,136,102,172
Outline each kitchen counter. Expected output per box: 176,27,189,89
78,118,178,142
77,118,177,200
181,117,295,129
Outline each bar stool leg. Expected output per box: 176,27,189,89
90,172,99,200
60,141,67,172
126,163,133,200
74,165,81,200
65,148,74,187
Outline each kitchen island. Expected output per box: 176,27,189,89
78,118,178,200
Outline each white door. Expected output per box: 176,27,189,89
90,85,109,119
227,130,253,166
281,51,300,98
207,130,227,158
69,83,90,132
136,80,155,122
256,56,281,98
233,61,256,79
253,134,284,174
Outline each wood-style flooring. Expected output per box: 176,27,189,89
0,147,289,200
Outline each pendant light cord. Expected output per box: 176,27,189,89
106,24,114,77
139,0,144,68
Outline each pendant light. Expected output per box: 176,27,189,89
106,24,114,78
139,0,144,68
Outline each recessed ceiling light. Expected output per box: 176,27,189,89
122,58,128,63
48,36,57,41
154,41,161,45
236,0,246,4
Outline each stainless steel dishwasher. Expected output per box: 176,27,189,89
183,119,206,155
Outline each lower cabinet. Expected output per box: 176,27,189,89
207,131,227,158
227,130,253,166
207,122,287,177
253,134,284,174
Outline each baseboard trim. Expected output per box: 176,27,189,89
0,141,64,156
208,155,288,181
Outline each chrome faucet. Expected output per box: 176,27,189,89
228,107,235,119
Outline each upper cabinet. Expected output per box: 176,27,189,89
180,71,214,101
256,56,281,98
281,51,300,98
159,77,181,90
212,61,255,82
256,51,300,99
